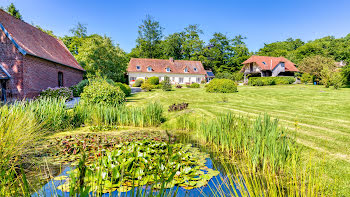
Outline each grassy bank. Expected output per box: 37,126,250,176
127,84,350,195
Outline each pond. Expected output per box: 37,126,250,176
31,134,243,197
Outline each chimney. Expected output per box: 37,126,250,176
169,57,174,62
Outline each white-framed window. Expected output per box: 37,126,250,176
147,66,152,72
184,68,188,73
172,77,175,81
281,62,285,68
179,77,184,83
159,77,163,81
130,77,136,81
197,77,201,83
194,67,197,72
166,67,171,72
136,65,141,70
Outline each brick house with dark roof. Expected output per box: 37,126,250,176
0,10,84,101
241,55,299,82
127,58,206,84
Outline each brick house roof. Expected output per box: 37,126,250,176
242,55,299,72
127,58,206,75
0,10,84,71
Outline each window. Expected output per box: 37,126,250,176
197,77,201,83
262,62,266,65
184,68,188,73
136,65,141,70
147,66,152,72
159,77,163,81
179,77,184,83
130,77,136,81
194,67,197,72
58,72,63,87
166,67,171,72
172,77,175,81
281,62,285,67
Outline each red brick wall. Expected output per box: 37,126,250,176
0,30,24,99
23,55,83,98
0,29,84,99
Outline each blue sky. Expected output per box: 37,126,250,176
2,0,350,52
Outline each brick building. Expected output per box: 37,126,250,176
0,10,84,101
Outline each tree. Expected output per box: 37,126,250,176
61,23,88,55
298,55,336,83
5,3,22,20
75,34,128,82
132,15,163,58
162,32,185,59
341,65,350,85
182,24,204,60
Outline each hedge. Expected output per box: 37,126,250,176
248,77,295,86
206,78,237,93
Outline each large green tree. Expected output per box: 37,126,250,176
182,25,205,60
61,23,87,55
130,15,163,58
75,34,128,82
298,55,336,82
162,32,185,60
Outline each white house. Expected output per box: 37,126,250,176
127,58,206,84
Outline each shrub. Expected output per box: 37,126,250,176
189,83,200,88
300,73,313,84
248,77,295,86
71,79,89,97
206,78,237,93
133,79,144,87
168,103,189,112
341,65,350,85
147,76,159,85
81,80,125,106
201,80,206,84
176,85,183,88
141,82,153,91
38,87,73,101
330,72,344,89
115,82,131,96
161,76,172,91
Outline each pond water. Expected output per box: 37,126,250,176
33,157,242,197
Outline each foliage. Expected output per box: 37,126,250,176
300,73,313,84
176,85,182,88
216,71,244,82
341,65,350,85
0,104,37,195
71,79,89,97
81,80,125,106
75,34,128,82
161,76,172,91
162,32,185,59
189,83,200,88
206,78,237,93
38,87,73,101
168,103,189,112
133,78,144,87
331,72,344,89
141,82,153,91
299,55,336,83
54,140,219,193
4,3,22,20
130,15,163,58
147,76,159,85
61,23,87,55
249,77,295,86
115,82,131,96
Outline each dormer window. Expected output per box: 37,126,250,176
147,66,152,72
193,67,198,72
281,62,285,67
262,62,266,65
136,65,141,70
184,68,188,73
166,67,171,72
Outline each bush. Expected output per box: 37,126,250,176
153,84,162,89
71,79,89,97
248,77,295,86
81,80,125,106
201,80,206,84
147,76,159,85
161,76,172,91
300,73,313,84
341,65,350,85
133,79,144,87
206,78,237,93
189,83,200,88
141,82,153,91
115,82,131,96
38,87,73,101
331,72,344,89
176,85,183,88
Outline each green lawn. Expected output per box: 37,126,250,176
127,84,350,195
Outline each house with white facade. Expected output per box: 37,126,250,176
241,55,299,83
127,58,206,84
